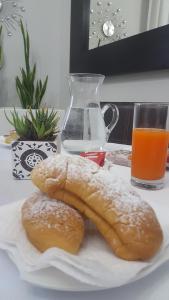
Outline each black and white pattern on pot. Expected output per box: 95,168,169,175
20,149,47,172
11,140,58,180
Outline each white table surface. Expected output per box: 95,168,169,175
1,144,169,300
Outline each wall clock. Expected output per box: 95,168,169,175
0,0,25,36
89,0,127,49
70,0,169,76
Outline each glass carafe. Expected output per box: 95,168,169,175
61,73,119,154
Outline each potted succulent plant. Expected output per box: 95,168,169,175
16,20,48,109
5,108,60,179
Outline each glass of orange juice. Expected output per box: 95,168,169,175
131,103,169,189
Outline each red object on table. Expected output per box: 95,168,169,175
80,152,106,166
167,150,169,168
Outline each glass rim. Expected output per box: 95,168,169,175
69,73,105,79
134,102,169,107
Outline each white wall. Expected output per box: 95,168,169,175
101,70,169,103
0,0,71,109
0,0,169,110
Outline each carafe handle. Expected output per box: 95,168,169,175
101,104,119,141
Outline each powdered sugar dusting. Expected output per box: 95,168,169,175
90,170,153,228
33,155,161,243
65,156,159,241
35,154,68,181
22,192,83,231
44,154,68,171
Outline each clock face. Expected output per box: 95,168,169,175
102,20,115,37
89,0,127,49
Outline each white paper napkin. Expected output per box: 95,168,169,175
0,196,169,289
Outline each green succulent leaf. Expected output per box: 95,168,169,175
5,108,60,141
16,20,48,109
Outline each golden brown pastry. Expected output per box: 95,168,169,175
31,154,163,261
21,192,84,254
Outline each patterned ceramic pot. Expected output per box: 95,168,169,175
11,140,58,179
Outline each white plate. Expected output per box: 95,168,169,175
7,248,169,292
7,250,106,292
0,161,169,292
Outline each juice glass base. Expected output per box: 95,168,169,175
131,176,164,190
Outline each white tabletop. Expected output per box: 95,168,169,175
0,145,169,300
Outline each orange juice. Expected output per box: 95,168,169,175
131,128,169,180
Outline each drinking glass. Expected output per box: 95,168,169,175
131,102,169,190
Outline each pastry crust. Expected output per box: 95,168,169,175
31,154,163,260
22,192,84,254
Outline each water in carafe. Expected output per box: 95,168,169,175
61,74,119,155
62,104,106,154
